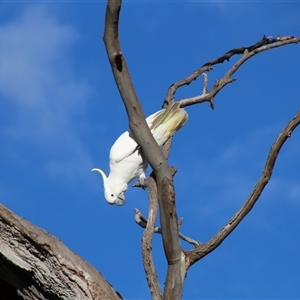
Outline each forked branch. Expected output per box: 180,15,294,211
185,110,300,268
163,35,300,108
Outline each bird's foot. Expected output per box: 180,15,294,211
139,174,148,189
132,175,147,189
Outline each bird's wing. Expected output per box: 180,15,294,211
109,131,139,164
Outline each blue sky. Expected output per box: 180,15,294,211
0,1,299,299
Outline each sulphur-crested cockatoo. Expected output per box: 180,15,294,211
92,102,188,206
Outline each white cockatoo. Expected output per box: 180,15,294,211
92,102,188,206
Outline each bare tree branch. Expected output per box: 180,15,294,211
185,109,300,268
141,178,163,300
103,1,184,299
163,35,300,108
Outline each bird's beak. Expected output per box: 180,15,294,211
114,192,125,206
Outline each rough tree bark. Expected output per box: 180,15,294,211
0,1,299,300
0,204,123,300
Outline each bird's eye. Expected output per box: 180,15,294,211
111,194,114,197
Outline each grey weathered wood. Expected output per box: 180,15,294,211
0,204,123,300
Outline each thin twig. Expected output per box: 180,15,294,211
178,232,201,248
135,208,201,248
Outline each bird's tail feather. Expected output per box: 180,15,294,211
150,102,188,134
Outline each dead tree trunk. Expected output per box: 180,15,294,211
0,204,123,300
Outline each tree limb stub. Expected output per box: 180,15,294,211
0,204,123,300
186,109,300,268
